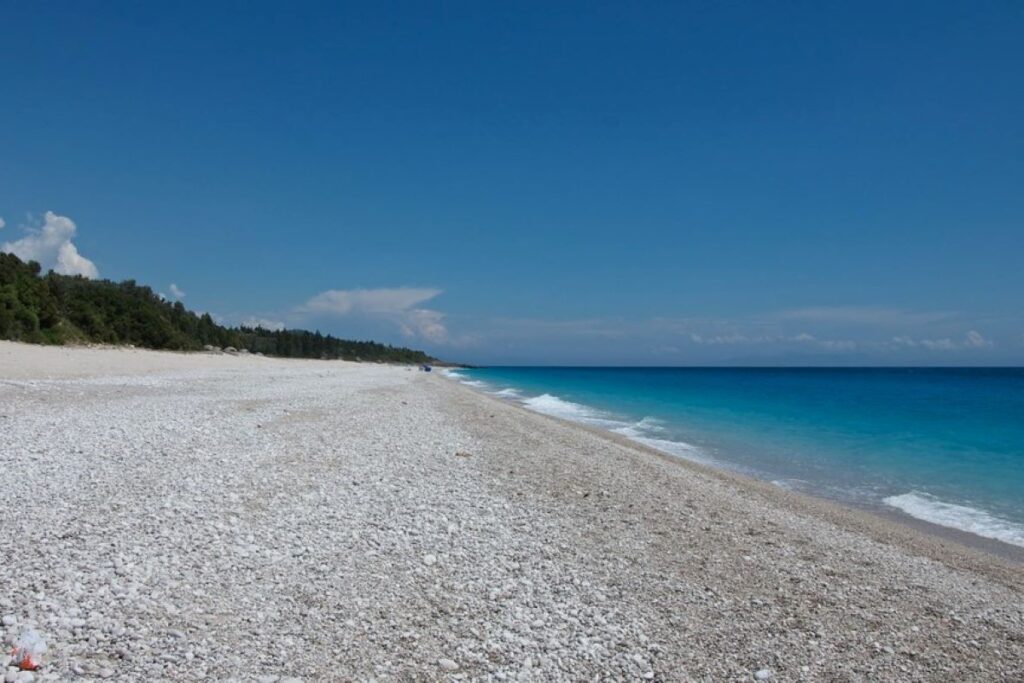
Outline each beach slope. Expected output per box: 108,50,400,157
1,342,1021,680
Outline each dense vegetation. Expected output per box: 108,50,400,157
0,253,435,363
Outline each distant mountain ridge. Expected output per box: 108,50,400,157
0,252,435,364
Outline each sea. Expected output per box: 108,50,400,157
445,367,1024,549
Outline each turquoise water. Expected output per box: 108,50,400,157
448,367,1024,547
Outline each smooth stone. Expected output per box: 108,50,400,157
438,658,459,671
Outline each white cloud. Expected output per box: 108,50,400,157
299,287,442,316
241,317,285,331
894,331,993,351
0,217,5,229
688,330,849,350
1,211,99,278
820,339,858,351
473,310,1008,360
169,283,186,299
400,308,449,343
965,330,993,349
690,332,759,345
920,338,957,351
298,287,448,343
775,306,952,326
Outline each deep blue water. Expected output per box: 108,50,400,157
448,367,1024,547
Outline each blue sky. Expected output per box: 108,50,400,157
2,1,1022,364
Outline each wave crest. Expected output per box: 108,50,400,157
520,394,710,465
522,393,599,421
884,492,1024,548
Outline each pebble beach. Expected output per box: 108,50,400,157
1,342,1022,681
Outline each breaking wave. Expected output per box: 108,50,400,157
884,492,1024,548
522,393,601,421
519,394,710,465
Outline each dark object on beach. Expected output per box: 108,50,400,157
421,364,432,372
455,451,472,457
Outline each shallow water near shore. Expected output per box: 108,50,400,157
448,367,1024,549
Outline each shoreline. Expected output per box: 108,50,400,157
437,374,1024,584
441,372,1024,569
3,342,1023,679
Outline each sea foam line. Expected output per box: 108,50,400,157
440,368,489,388
521,393,600,421
523,388,1024,548
883,492,1024,548
449,372,1024,550
518,393,715,465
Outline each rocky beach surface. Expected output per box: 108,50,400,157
1,342,1022,681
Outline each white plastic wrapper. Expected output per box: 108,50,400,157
11,628,48,670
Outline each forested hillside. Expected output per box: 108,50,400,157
0,253,434,363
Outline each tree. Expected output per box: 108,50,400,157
0,252,436,363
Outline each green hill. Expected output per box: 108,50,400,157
0,252,435,364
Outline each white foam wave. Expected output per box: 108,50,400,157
884,492,1024,548
519,393,627,431
770,478,813,492
636,416,664,431
627,435,718,467
494,388,522,398
611,416,664,439
439,369,490,390
522,393,601,421
521,394,710,464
